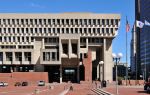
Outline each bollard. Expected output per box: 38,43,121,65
34,89,40,94
70,86,73,91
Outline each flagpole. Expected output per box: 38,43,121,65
126,16,128,86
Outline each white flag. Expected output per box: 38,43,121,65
136,20,144,28
145,20,150,26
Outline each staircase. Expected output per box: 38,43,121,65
92,88,113,95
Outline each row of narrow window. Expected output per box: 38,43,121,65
0,37,34,42
0,28,116,34
0,45,34,49
0,52,31,61
0,19,119,26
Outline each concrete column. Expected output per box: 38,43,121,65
50,52,52,61
55,52,57,61
22,52,25,63
86,38,88,50
77,39,80,58
60,65,62,83
12,52,15,64
3,52,6,64
59,38,62,62
29,37,31,42
103,38,113,82
69,40,71,58
97,64,100,80
42,38,44,49
103,38,106,80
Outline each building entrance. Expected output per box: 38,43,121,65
44,66,60,83
62,68,77,83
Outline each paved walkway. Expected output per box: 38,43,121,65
102,82,149,95
0,81,149,95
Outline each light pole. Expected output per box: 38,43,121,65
99,61,104,81
112,53,123,95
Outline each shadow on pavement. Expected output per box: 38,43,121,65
137,91,147,94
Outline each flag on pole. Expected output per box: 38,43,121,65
126,17,130,32
136,20,144,28
145,20,150,26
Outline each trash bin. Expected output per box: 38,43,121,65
102,80,107,87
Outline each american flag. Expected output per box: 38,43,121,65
126,17,130,32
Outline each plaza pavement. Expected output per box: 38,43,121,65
0,81,149,95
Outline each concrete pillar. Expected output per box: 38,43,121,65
3,52,6,64
42,38,44,49
22,52,25,62
60,65,62,83
50,52,52,61
69,40,71,58
55,52,57,61
86,38,88,50
12,52,15,64
97,64,100,80
59,38,62,62
103,38,106,80
77,39,80,58
103,38,113,82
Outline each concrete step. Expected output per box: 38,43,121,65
92,88,113,95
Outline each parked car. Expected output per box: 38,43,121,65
144,82,150,93
22,82,28,86
3,82,8,86
0,82,4,87
38,81,45,86
14,82,22,86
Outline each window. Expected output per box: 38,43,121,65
18,37,20,42
15,52,22,61
48,19,51,25
52,52,55,61
43,52,50,61
39,19,42,25
35,19,37,24
6,52,12,61
62,44,68,54
31,37,34,42
21,19,24,24
106,19,109,25
22,37,24,42
66,19,69,25
24,52,31,61
93,19,96,25
102,19,105,25
72,44,77,54
75,19,78,25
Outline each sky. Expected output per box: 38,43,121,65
0,0,135,65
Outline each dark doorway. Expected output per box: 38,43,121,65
92,67,97,80
62,68,77,83
1,65,11,73
44,66,60,83
79,65,85,81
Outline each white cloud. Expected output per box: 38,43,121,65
30,3,46,9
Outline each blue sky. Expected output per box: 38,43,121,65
0,0,135,65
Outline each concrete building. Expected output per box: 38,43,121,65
0,13,120,83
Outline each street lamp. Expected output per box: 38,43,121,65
112,53,123,95
99,61,104,81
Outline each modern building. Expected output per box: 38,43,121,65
131,0,150,80
0,13,120,83
113,62,127,80
130,23,136,77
